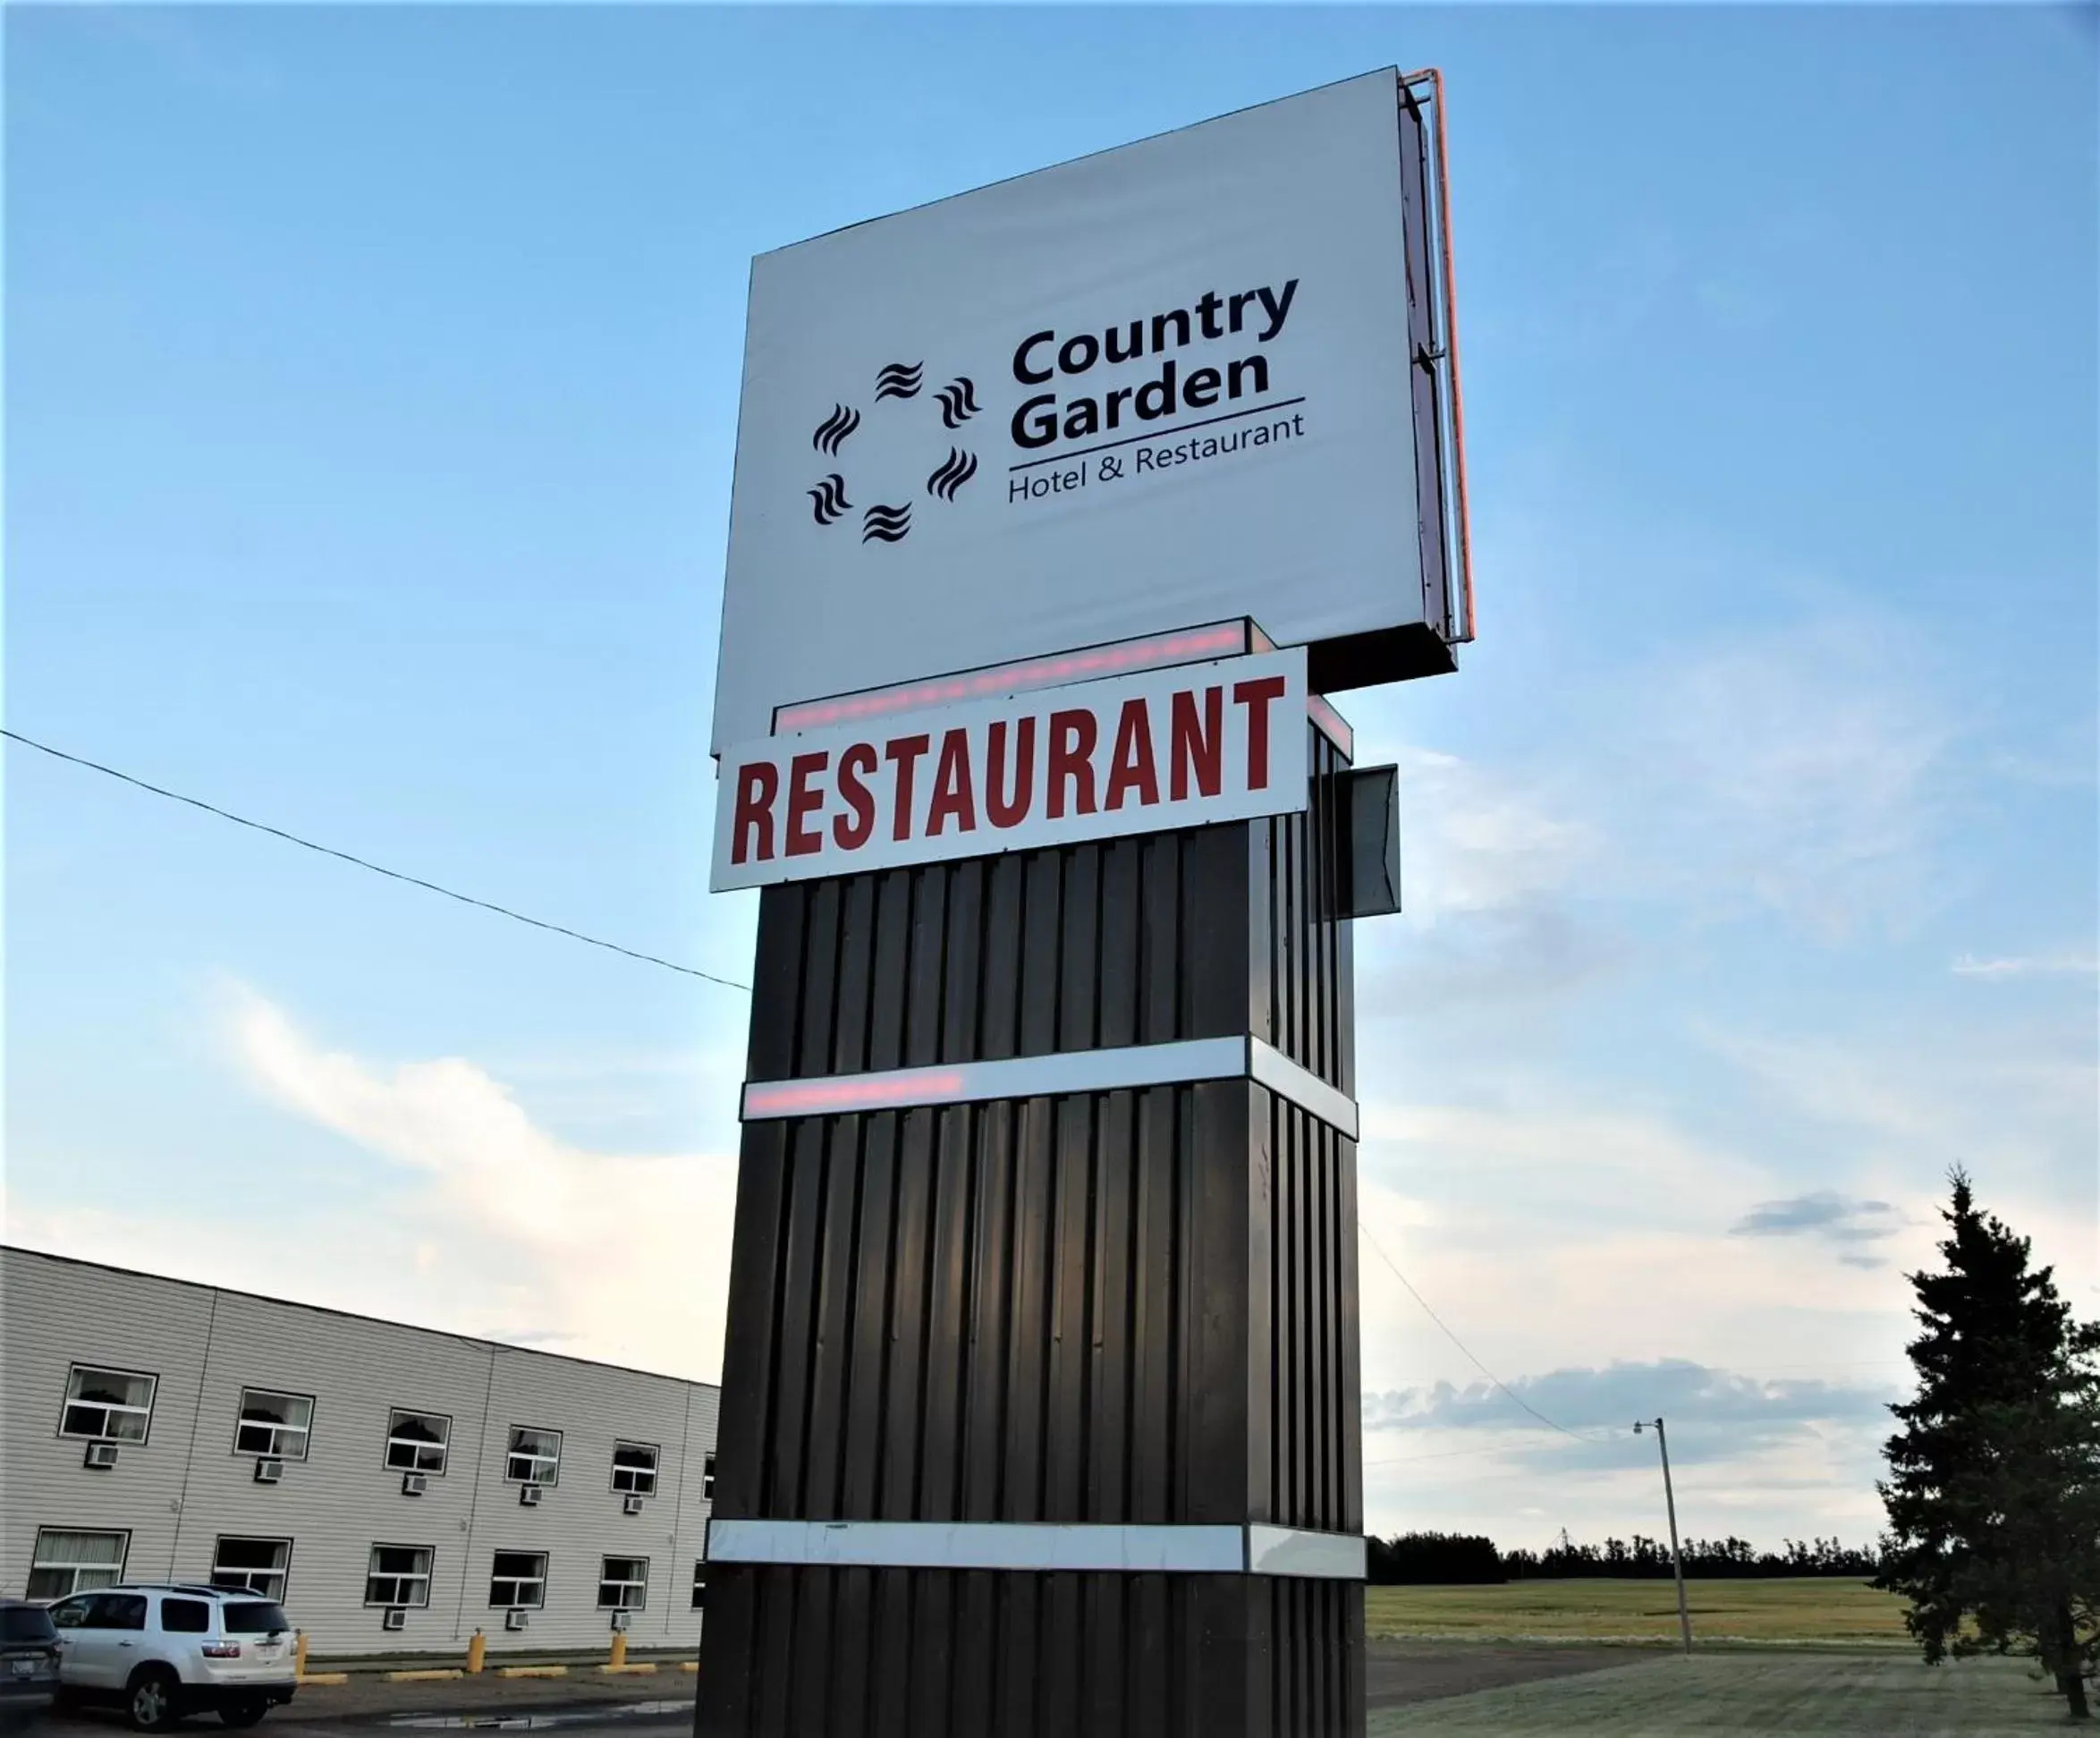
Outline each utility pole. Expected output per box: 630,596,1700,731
1635,1416,1693,1655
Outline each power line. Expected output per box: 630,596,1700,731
2,727,751,993
1358,1221,1617,1446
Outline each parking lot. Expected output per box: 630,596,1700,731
23,1638,1641,1736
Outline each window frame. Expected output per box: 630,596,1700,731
232,1387,316,1462
487,1551,548,1611
26,1528,131,1601
210,1536,293,1601
83,1594,148,1632
596,1556,649,1611
383,1409,453,1477
56,1365,158,1445
609,1440,660,1497
362,1543,435,1609
159,1597,212,1635
504,1425,563,1488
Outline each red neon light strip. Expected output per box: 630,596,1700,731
742,1072,969,1117
1306,693,1355,759
771,623,1253,735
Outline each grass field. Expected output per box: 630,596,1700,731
1365,1652,2071,1735
1365,1577,1910,1645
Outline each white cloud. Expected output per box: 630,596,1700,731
1390,747,1602,921
1589,618,1964,939
9,989,741,1383
225,991,740,1379
1953,952,2099,979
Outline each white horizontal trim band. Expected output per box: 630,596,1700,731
705,1520,1364,1579
1249,1043,1361,1140
741,1037,1356,1138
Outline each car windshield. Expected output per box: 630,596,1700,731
221,1602,291,1635
1,1607,57,1643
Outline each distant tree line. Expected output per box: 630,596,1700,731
1366,1529,1880,1584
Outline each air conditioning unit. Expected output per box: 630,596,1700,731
253,1458,284,1485
402,1473,428,1497
382,1609,407,1632
83,1442,120,1471
504,1610,529,1632
519,1484,542,1507
622,1493,644,1515
609,1610,631,1632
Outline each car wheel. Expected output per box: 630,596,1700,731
126,1668,182,1733
218,1699,267,1729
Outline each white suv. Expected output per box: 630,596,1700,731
47,1585,297,1731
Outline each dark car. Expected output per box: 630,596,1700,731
0,1601,60,1729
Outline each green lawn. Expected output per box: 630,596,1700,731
1366,1652,2074,1735
1366,1577,1909,1645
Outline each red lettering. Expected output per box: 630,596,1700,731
986,718,1035,828
833,742,877,850
785,752,828,856
927,728,978,835
1232,674,1289,791
1047,708,1097,818
731,759,778,864
885,733,931,841
1105,697,1159,810
1170,686,1223,801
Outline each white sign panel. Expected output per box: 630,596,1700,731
710,651,1307,891
713,71,1435,753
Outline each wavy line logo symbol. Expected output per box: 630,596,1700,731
808,474,851,526
935,377,979,429
927,447,978,503
803,360,978,545
874,361,923,402
861,502,912,544
811,403,860,457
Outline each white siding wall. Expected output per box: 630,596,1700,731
1,1250,717,1659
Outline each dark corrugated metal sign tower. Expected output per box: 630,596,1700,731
699,722,1380,1735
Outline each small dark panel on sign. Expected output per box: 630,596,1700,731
1343,765,1401,920
1307,622,1456,694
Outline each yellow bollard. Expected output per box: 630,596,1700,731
294,1633,309,1681
608,1632,628,1670
466,1630,487,1674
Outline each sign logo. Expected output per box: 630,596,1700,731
807,362,981,544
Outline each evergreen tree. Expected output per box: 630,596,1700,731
1876,1167,2100,1717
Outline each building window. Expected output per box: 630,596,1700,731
234,1389,314,1460
701,1454,716,1501
690,1563,707,1610
27,1530,129,1600
211,1537,292,1600
364,1545,433,1607
58,1367,157,1443
505,1426,562,1486
610,1442,658,1496
597,1556,648,1610
488,1552,546,1609
384,1410,451,1475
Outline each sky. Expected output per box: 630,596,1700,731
5,4,2095,1554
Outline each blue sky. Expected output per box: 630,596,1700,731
6,5,2094,1551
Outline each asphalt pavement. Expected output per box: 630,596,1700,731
38,1700,690,1738
29,1638,1638,1734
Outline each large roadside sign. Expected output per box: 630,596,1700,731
711,70,1465,756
